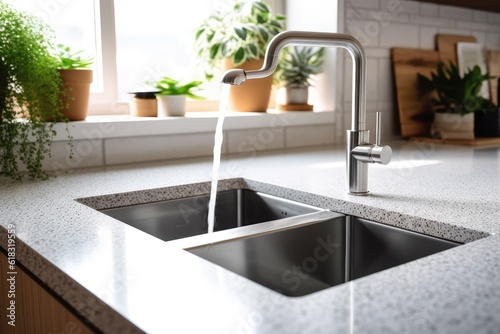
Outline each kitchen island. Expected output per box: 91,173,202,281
1,141,499,333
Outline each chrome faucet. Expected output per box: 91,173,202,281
221,30,392,195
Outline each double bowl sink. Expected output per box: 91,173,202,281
93,186,460,297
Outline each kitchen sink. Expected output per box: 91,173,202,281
99,189,322,242
91,182,462,297
187,214,460,297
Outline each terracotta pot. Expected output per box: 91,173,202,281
221,58,273,112
59,69,93,121
432,112,474,140
129,91,158,117
130,98,157,117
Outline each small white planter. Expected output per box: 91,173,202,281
283,85,309,104
156,95,187,117
432,112,474,140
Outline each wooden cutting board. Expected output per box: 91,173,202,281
392,48,439,138
436,34,477,64
487,50,500,106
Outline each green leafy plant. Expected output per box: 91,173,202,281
0,1,70,180
55,44,94,69
275,46,325,88
418,62,496,115
194,0,285,80
152,77,204,99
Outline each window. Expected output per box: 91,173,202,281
113,0,221,102
6,0,102,92
10,0,337,115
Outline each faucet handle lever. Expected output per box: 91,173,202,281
375,112,382,146
351,112,392,165
371,112,391,165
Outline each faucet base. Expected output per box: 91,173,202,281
346,130,370,194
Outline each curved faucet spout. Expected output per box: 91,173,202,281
221,30,366,131
220,30,391,195
221,69,247,86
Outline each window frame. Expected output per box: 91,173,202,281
90,0,121,114
90,0,287,115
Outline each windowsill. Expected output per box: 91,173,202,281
52,110,336,141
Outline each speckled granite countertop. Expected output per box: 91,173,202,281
1,141,499,333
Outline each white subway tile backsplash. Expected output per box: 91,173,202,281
472,10,487,22
379,23,419,48
459,21,500,33
346,7,370,20
411,15,455,28
346,0,380,9
285,125,335,148
438,5,472,20
343,0,499,140
366,101,379,112
486,33,500,49
486,12,500,24
226,128,285,154
420,26,438,49
378,59,393,102
365,109,396,140
438,28,472,36
378,101,394,112
104,133,217,165
420,3,438,17
365,48,391,58
367,58,379,101
346,20,381,47
471,32,487,46
381,0,419,14
386,13,411,24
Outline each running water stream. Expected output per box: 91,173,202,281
207,84,231,233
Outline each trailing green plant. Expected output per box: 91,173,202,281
152,77,205,99
275,46,325,88
418,61,496,115
55,44,94,69
194,0,285,80
0,1,69,180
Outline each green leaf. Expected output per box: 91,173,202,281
258,27,269,42
207,32,215,43
248,43,258,57
256,14,266,24
233,47,245,65
195,28,205,41
252,1,269,13
153,76,204,98
234,26,247,40
193,0,285,79
209,43,220,59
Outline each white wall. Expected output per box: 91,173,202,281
338,0,500,140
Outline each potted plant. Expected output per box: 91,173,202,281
152,76,204,117
418,62,496,139
275,46,325,110
0,1,70,180
55,44,94,121
128,91,160,117
194,0,285,112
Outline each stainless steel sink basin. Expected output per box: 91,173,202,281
188,215,460,296
99,189,321,242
